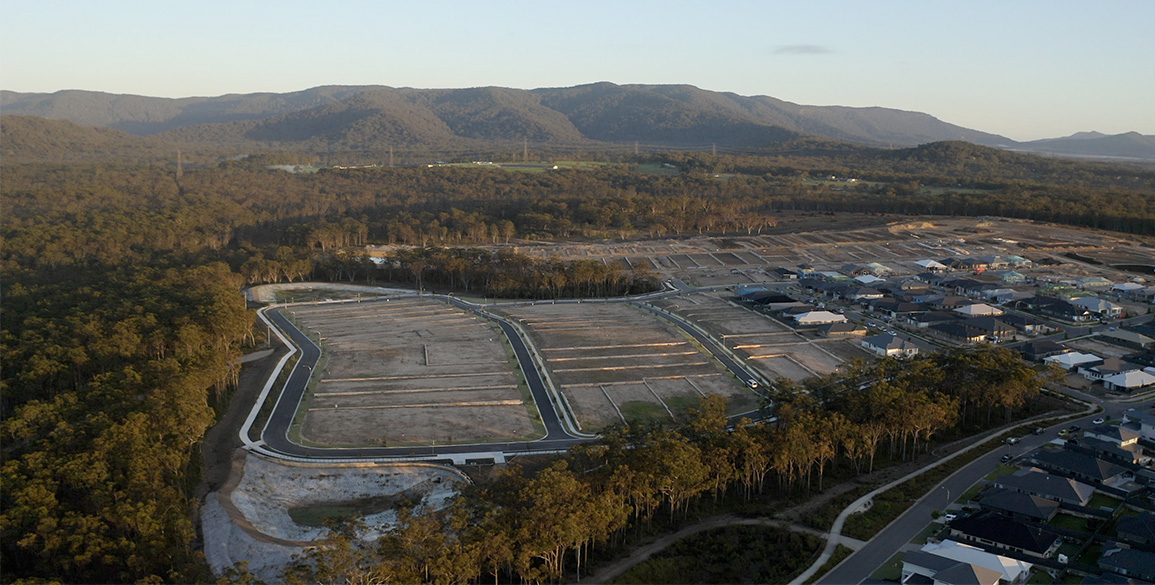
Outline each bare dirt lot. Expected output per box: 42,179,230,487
650,292,848,381
286,298,539,446
510,216,1153,290
497,302,758,430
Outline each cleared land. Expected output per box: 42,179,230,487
497,303,758,431
650,292,850,382
287,298,539,446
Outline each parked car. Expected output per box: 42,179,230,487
1001,454,1013,463
1059,429,1070,437
1092,417,1105,425
1068,425,1081,433
746,379,760,390
1033,427,1046,435
1006,437,1021,445
944,513,957,522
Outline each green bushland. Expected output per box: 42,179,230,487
612,524,822,585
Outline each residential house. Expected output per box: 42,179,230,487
1029,297,1096,322
901,551,1002,585
1100,546,1155,582
844,287,884,302
1117,512,1155,548
1077,276,1114,290
861,333,920,358
771,267,798,280
975,256,1011,270
870,298,925,319
818,322,867,337
1005,255,1033,268
1044,351,1103,371
1020,340,1068,362
1086,424,1141,448
908,311,961,329
1080,358,1144,383
1111,282,1146,296
979,488,1060,522
1099,329,1155,351
954,303,1005,317
1069,435,1143,465
792,310,848,326
992,468,1094,506
916,259,949,272
930,322,989,344
1124,411,1155,443
992,270,1027,285
1029,450,1129,486
915,540,1031,584
1103,370,1155,393
948,510,1062,559
962,317,1016,340
1070,296,1124,318
999,314,1052,336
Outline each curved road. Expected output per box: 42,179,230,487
257,304,587,462
249,286,768,462
817,392,1154,585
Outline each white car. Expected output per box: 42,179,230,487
1092,417,1105,425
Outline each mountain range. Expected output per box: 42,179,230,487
3,83,1153,160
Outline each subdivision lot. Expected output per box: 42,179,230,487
649,292,847,381
497,303,757,431
286,298,538,446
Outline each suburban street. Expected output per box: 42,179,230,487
818,391,1154,585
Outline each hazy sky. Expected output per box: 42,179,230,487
2,0,1152,141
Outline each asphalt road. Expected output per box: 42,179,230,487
259,305,586,461
818,392,1154,585
255,288,770,460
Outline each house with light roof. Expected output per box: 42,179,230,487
914,540,1031,584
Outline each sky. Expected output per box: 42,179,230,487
2,0,1152,141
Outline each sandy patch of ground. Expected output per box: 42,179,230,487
203,453,465,581
247,283,414,303
287,298,538,446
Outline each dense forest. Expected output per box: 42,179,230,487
275,347,1051,584
0,143,1144,582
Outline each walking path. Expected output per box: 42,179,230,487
581,515,866,584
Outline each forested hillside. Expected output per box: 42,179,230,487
1,146,1152,581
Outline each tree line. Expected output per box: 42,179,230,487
272,346,1053,585
1,263,252,583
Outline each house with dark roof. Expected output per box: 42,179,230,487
1031,297,1096,322
1099,329,1155,351
1069,435,1144,465
870,298,925,319
962,317,1016,339
992,468,1094,506
1124,411,1155,443
949,510,1062,559
909,311,961,329
772,267,798,280
845,287,884,301
930,322,989,344
1086,425,1141,448
1118,513,1155,548
1029,450,1129,486
1100,546,1155,582
1020,340,1068,362
1000,314,1053,336
979,488,1060,522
